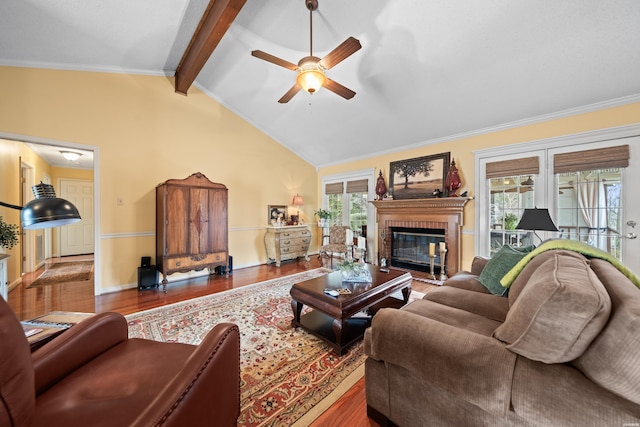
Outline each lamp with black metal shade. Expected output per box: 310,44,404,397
515,207,558,245
0,182,82,230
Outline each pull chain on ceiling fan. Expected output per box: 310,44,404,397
251,0,362,103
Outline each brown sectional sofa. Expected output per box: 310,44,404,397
364,249,640,426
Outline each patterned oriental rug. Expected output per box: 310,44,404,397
127,268,372,426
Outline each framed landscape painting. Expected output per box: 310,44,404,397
389,152,451,199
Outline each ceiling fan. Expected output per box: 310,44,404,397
251,0,362,103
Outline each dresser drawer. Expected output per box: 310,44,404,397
278,229,311,239
279,237,311,248
280,244,309,256
167,252,227,270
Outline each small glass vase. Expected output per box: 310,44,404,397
340,263,372,283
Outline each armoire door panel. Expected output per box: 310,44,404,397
166,186,189,255
189,187,211,254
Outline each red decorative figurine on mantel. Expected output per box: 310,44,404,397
445,158,462,197
375,170,387,200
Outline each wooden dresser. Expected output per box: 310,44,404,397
156,173,228,292
264,225,311,267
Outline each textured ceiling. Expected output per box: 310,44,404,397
1,0,639,168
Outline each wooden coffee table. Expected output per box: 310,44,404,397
290,264,412,354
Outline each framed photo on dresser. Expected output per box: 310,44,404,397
268,205,288,225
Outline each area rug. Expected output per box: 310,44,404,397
126,268,424,426
28,260,94,287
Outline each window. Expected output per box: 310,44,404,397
554,144,628,257
322,169,375,259
475,131,634,266
489,175,536,254
484,156,540,254
557,169,623,256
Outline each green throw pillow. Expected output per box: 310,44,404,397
479,245,534,296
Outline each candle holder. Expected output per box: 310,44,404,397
439,248,448,282
429,254,436,280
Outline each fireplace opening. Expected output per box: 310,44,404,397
390,227,445,273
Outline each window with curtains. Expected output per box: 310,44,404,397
486,156,540,254
476,139,630,261
324,179,369,232
321,170,375,256
554,145,628,258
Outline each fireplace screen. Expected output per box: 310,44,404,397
390,227,445,273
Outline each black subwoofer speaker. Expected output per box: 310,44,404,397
138,265,159,289
215,255,233,275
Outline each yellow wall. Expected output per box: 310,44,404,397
2,66,638,290
0,139,56,283
0,139,21,282
0,66,318,292
318,102,640,270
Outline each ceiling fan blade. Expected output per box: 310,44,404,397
324,78,356,100
251,50,298,70
278,83,302,103
319,37,362,70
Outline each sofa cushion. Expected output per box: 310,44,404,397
424,286,510,322
478,245,533,295
493,251,611,363
507,250,563,306
572,259,640,405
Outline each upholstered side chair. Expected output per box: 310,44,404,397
319,225,350,267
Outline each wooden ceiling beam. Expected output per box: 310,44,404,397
174,0,247,95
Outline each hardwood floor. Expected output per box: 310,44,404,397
9,256,432,426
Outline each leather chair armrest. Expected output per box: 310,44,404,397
367,308,516,416
132,323,241,427
32,312,128,395
471,256,490,275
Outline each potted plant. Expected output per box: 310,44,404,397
503,213,519,230
0,216,20,250
314,209,332,227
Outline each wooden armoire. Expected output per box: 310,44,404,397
156,173,228,292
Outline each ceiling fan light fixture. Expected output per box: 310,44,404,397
296,59,326,93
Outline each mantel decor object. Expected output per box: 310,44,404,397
445,158,462,197
375,170,387,200
389,152,451,199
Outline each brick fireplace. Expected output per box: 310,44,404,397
371,198,469,277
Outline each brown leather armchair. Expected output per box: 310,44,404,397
0,297,240,427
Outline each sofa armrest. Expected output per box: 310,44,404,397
471,256,490,275
132,323,241,427
32,312,128,395
424,287,510,322
366,308,517,416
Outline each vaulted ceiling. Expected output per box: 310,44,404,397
1,0,639,168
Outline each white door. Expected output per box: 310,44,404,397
622,139,640,275
548,136,639,276
59,179,94,256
